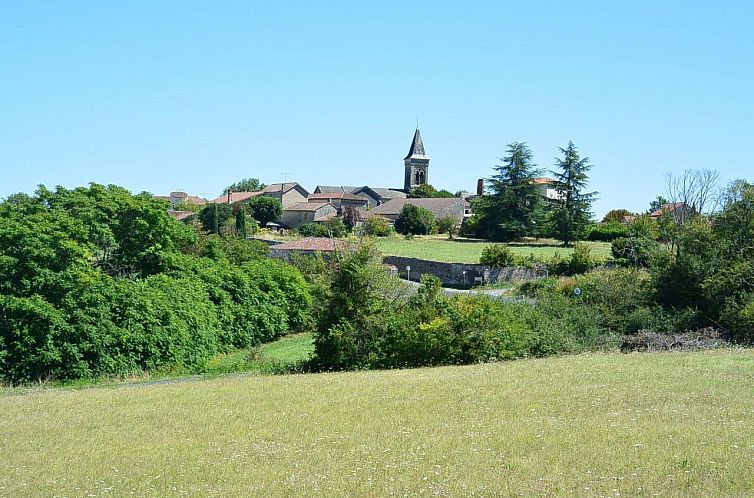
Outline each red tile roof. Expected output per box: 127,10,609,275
650,202,687,218
533,177,557,185
210,191,264,204
271,237,348,252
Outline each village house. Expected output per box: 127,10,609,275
352,186,407,208
268,237,349,261
279,201,337,229
209,182,309,208
650,202,694,222
307,191,369,213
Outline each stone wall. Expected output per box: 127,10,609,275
383,255,546,287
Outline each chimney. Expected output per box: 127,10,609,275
476,178,484,196
227,191,232,204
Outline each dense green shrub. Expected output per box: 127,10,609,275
297,222,329,237
0,184,312,384
362,216,393,237
611,236,660,267
480,244,517,267
585,222,628,241
312,247,615,371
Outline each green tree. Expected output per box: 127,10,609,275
247,196,283,227
362,216,392,237
324,217,347,237
551,141,596,246
648,196,669,213
199,203,232,235
235,205,248,239
436,216,460,239
407,184,455,198
602,209,633,223
394,204,435,235
222,178,266,195
471,142,543,241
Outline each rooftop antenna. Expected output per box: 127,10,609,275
281,172,292,182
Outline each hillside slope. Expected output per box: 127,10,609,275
2,350,753,497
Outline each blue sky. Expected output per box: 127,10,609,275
1,1,752,216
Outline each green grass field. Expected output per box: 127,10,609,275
374,236,612,263
2,349,753,497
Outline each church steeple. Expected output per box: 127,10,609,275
403,127,430,192
404,127,428,160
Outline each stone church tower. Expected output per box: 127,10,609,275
403,127,430,193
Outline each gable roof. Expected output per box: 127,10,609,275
354,186,407,201
367,197,465,217
308,192,368,202
313,185,359,194
263,182,310,196
650,202,689,218
284,201,334,212
404,128,429,160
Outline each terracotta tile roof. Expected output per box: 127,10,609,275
184,195,207,205
167,210,195,221
209,191,264,204
271,237,348,252
284,201,333,212
533,177,557,185
650,202,688,217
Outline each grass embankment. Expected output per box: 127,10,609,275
375,236,612,263
2,350,753,497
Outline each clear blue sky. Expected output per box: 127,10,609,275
2,1,753,217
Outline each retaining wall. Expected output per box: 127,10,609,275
382,255,547,287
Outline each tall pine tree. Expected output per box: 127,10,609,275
551,141,596,246
473,142,542,241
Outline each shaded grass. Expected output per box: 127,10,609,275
375,236,612,263
205,332,314,374
2,350,754,496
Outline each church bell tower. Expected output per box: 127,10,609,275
403,127,430,193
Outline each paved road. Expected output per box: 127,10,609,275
400,279,534,303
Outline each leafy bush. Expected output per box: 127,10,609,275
480,244,517,267
585,222,628,241
362,216,393,237
568,242,594,274
297,222,329,237
312,246,615,371
611,236,660,267
0,184,312,384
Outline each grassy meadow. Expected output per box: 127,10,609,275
2,349,754,497
374,236,612,263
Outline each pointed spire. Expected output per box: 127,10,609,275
404,127,428,160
